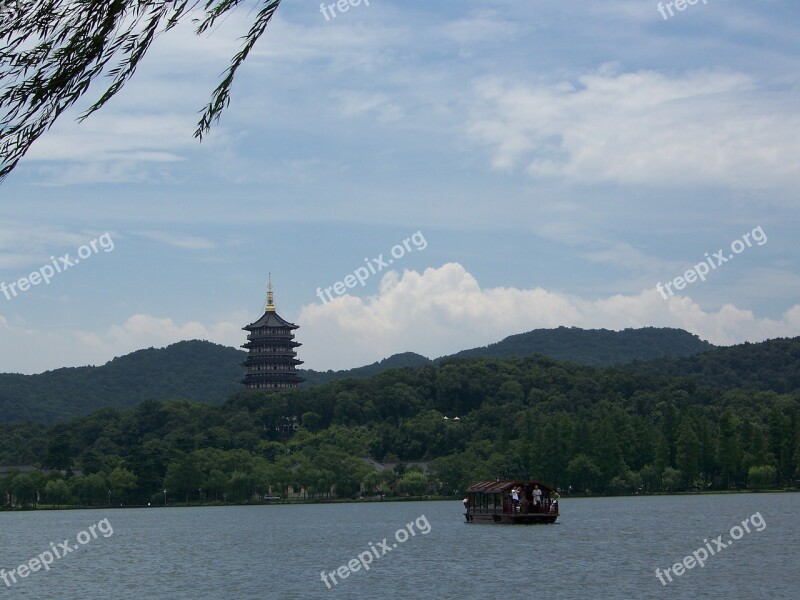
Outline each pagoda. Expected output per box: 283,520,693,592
241,276,304,390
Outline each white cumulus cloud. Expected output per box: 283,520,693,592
298,263,800,369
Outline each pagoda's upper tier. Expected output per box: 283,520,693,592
243,310,299,331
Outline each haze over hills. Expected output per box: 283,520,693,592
0,326,732,424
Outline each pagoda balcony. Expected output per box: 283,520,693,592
244,365,301,372
243,375,304,384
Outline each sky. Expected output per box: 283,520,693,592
1,0,799,374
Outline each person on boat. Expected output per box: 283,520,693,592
550,497,558,513
511,486,520,512
532,484,543,510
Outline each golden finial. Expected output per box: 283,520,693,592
266,273,275,312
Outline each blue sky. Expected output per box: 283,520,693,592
1,0,799,374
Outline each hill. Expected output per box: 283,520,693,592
0,327,720,424
627,336,800,394
0,340,244,423
448,326,714,366
301,352,431,386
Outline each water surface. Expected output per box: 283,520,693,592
1,493,798,599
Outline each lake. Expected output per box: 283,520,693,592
1,493,798,599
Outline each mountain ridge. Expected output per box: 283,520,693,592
0,326,737,424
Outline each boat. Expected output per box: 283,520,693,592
463,480,559,524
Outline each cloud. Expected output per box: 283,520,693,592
2,263,799,374
437,10,521,45
297,263,800,369
468,68,800,190
0,223,116,270
333,91,404,122
133,231,218,250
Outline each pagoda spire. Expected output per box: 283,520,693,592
266,273,275,312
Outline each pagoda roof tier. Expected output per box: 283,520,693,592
243,336,301,344
243,310,299,331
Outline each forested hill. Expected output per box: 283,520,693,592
301,352,431,386
449,326,713,366
0,341,245,423
0,327,720,424
1,347,798,504
298,327,713,386
627,337,800,394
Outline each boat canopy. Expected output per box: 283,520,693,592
466,480,556,495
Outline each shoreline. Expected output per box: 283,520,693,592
3,488,797,512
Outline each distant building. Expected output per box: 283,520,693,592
241,276,305,390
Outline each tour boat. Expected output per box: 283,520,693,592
463,480,559,524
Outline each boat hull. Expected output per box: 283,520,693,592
465,512,558,524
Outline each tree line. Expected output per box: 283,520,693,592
1,350,799,508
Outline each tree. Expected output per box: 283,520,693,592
11,473,37,506
662,467,683,492
69,474,101,505
227,471,256,503
205,469,228,502
164,457,202,504
301,412,323,433
44,479,70,507
567,454,601,493
592,418,626,486
768,409,793,485
638,464,663,493
717,409,742,488
109,467,138,504
675,418,701,487
747,465,777,489
43,433,74,472
0,0,283,180
397,471,428,497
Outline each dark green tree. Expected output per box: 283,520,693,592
718,409,742,488
397,471,428,497
675,418,701,488
567,454,601,493
164,457,202,504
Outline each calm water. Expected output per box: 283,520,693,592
1,494,799,599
